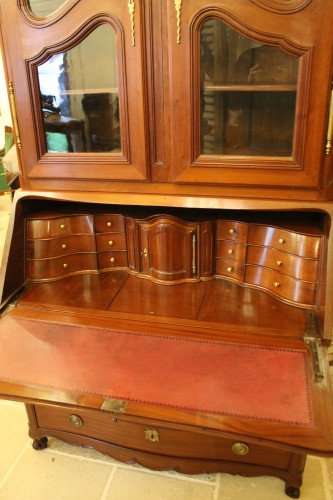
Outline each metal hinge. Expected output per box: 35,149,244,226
303,312,325,384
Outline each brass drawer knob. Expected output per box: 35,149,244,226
278,238,285,244
110,257,115,263
274,281,280,288
108,240,114,246
63,263,68,269
229,228,236,235
276,260,282,266
227,266,233,272
144,428,160,442
69,414,83,427
107,221,112,227
228,249,233,255
232,442,249,455
59,224,66,230
62,244,67,250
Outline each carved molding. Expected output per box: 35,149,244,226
250,0,313,14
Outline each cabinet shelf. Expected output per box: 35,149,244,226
203,84,297,92
59,88,118,95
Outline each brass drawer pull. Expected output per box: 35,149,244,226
278,238,285,244
276,260,282,266
228,249,233,255
229,228,236,235
274,281,280,288
232,442,249,455
144,428,160,442
108,240,114,246
227,266,233,272
62,244,67,250
107,221,112,227
69,414,83,427
110,257,115,263
63,263,68,269
60,224,66,230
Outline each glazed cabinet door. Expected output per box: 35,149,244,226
169,0,333,199
0,0,148,188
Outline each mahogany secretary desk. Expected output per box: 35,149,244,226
1,1,333,497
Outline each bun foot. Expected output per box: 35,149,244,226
32,437,48,450
285,486,301,498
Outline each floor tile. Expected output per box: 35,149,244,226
0,402,28,481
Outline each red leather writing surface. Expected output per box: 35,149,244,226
0,316,312,424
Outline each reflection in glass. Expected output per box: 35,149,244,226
29,0,65,17
37,24,121,153
200,20,299,156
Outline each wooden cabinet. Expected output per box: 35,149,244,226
0,0,333,199
1,1,333,498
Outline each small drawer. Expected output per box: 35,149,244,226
95,214,125,233
27,215,94,239
27,235,96,259
216,221,248,243
216,240,246,261
33,405,290,469
215,258,245,282
247,246,319,282
96,233,127,252
98,251,128,269
248,225,321,259
244,265,318,306
27,253,98,280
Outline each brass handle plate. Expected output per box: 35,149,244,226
69,414,83,427
232,442,249,455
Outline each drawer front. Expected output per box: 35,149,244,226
27,215,94,239
95,214,125,233
216,221,248,243
246,246,319,282
27,253,98,280
248,225,321,258
27,235,96,259
215,258,245,282
245,265,318,306
216,240,247,261
98,251,128,269
33,405,290,469
96,233,127,252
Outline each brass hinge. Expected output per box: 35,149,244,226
8,81,22,150
101,398,127,413
303,312,325,383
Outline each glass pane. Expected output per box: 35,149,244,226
200,20,299,157
37,24,121,153
29,0,65,17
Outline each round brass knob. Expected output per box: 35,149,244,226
229,228,236,235
60,224,66,230
276,260,282,266
108,240,114,246
227,266,233,272
110,257,115,263
228,249,233,255
232,442,249,455
63,263,68,269
62,244,67,250
107,222,112,227
274,281,280,287
278,238,285,244
69,414,83,427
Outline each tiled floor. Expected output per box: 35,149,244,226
0,192,333,499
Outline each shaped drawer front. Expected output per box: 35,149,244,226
248,225,321,258
245,266,318,306
33,405,290,469
27,235,96,259
216,220,248,243
216,240,247,261
215,258,245,282
96,233,127,252
95,214,126,233
27,215,94,239
27,253,98,280
98,251,128,269
247,246,319,282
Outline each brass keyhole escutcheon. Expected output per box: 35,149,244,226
69,414,83,427
232,442,249,455
144,428,160,442
142,248,148,258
